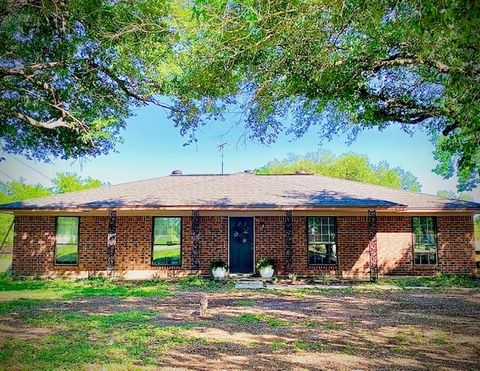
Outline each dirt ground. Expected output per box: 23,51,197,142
2,288,479,370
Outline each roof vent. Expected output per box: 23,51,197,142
295,170,307,175
171,170,183,176
244,170,254,174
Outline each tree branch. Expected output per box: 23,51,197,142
0,62,64,77
86,60,174,110
372,54,479,76
15,112,70,129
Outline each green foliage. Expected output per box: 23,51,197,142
231,299,255,307
0,0,181,161
0,305,202,370
0,181,51,248
341,342,358,355
436,190,474,201
52,172,103,193
176,274,234,291
255,257,275,271
293,341,325,352
210,260,228,270
0,275,172,301
3,1,479,191
257,151,422,192
185,0,480,191
228,313,289,327
378,274,480,288
321,321,346,331
0,172,103,250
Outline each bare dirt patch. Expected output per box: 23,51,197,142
1,289,479,370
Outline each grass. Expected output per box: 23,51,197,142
321,320,345,331
341,342,358,355
392,327,424,345
432,331,449,345
232,299,256,307
227,313,289,327
0,274,478,369
377,274,480,289
270,341,288,350
176,275,234,291
0,274,172,301
0,308,204,370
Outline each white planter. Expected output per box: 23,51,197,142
259,266,274,279
212,267,227,279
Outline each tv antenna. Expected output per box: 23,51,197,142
217,142,228,174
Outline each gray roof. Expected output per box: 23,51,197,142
1,172,479,211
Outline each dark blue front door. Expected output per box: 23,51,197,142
229,217,254,273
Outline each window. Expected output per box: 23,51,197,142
308,216,337,265
152,217,181,266
412,217,437,265
55,217,79,265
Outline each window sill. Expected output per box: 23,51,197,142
151,265,182,269
308,264,338,267
54,263,78,267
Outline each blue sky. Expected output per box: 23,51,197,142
1,104,479,200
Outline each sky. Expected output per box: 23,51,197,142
1,104,479,201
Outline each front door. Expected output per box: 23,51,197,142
229,217,254,274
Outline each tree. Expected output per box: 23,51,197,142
436,190,474,201
3,1,479,192
0,181,51,248
0,0,182,161
182,0,480,191
0,173,103,247
52,172,103,193
256,151,422,192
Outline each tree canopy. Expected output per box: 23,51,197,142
0,0,183,160
256,151,422,192
0,172,103,247
181,0,479,191
1,0,478,191
436,190,474,201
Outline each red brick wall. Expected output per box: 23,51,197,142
12,215,108,276
12,216,56,275
377,216,475,275
198,216,228,273
12,213,476,277
255,216,286,274
115,216,194,277
437,216,475,274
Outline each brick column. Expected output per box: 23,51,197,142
284,210,293,273
107,210,117,272
191,210,200,270
368,210,378,281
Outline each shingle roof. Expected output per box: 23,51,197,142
1,172,479,211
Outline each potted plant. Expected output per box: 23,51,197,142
210,260,228,279
256,257,275,278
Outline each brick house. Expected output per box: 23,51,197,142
1,171,478,279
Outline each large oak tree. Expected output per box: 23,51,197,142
0,0,183,160
1,0,478,192
182,0,480,191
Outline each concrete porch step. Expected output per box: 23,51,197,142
234,280,265,289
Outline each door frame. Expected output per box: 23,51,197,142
228,216,255,274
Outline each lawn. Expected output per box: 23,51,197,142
0,275,479,370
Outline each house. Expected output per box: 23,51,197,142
1,171,479,279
